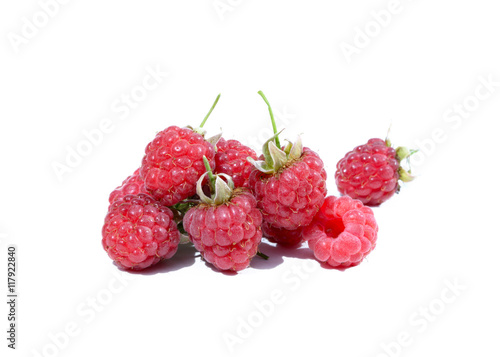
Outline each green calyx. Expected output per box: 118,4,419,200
248,134,303,174
395,146,417,183
385,126,417,184
249,91,302,174
383,135,417,183
197,156,235,205
398,166,415,183
395,146,418,162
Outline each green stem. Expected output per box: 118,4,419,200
203,156,216,194
256,251,269,260
258,91,281,148
199,93,221,128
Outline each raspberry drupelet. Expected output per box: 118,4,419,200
303,195,378,268
102,194,180,270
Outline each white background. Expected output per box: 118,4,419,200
1,0,499,356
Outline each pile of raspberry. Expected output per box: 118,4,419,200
101,93,414,273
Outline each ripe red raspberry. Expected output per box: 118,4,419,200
108,168,149,204
183,157,263,272
303,195,378,268
215,138,257,188
184,189,263,272
262,222,303,247
248,91,327,230
249,147,327,230
335,138,414,206
140,126,216,207
102,194,180,270
139,94,221,207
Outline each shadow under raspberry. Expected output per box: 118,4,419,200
122,243,198,275
250,240,316,270
116,238,363,275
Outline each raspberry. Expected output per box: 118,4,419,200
184,189,263,272
303,195,378,268
140,126,216,207
215,138,257,188
335,138,414,206
248,91,327,230
108,168,149,204
262,221,303,247
249,147,327,230
102,194,180,270
183,157,263,272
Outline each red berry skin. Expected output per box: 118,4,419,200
109,168,149,204
262,222,304,247
335,138,400,206
215,138,257,188
183,189,263,272
140,126,216,207
102,194,180,270
248,147,327,230
303,195,378,268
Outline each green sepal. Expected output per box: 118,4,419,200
262,130,284,164
196,172,234,205
247,157,274,174
192,127,207,136
283,140,293,155
212,174,234,205
398,167,415,183
268,141,288,171
185,125,207,137
288,135,303,160
250,134,303,174
396,146,411,161
206,132,223,148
